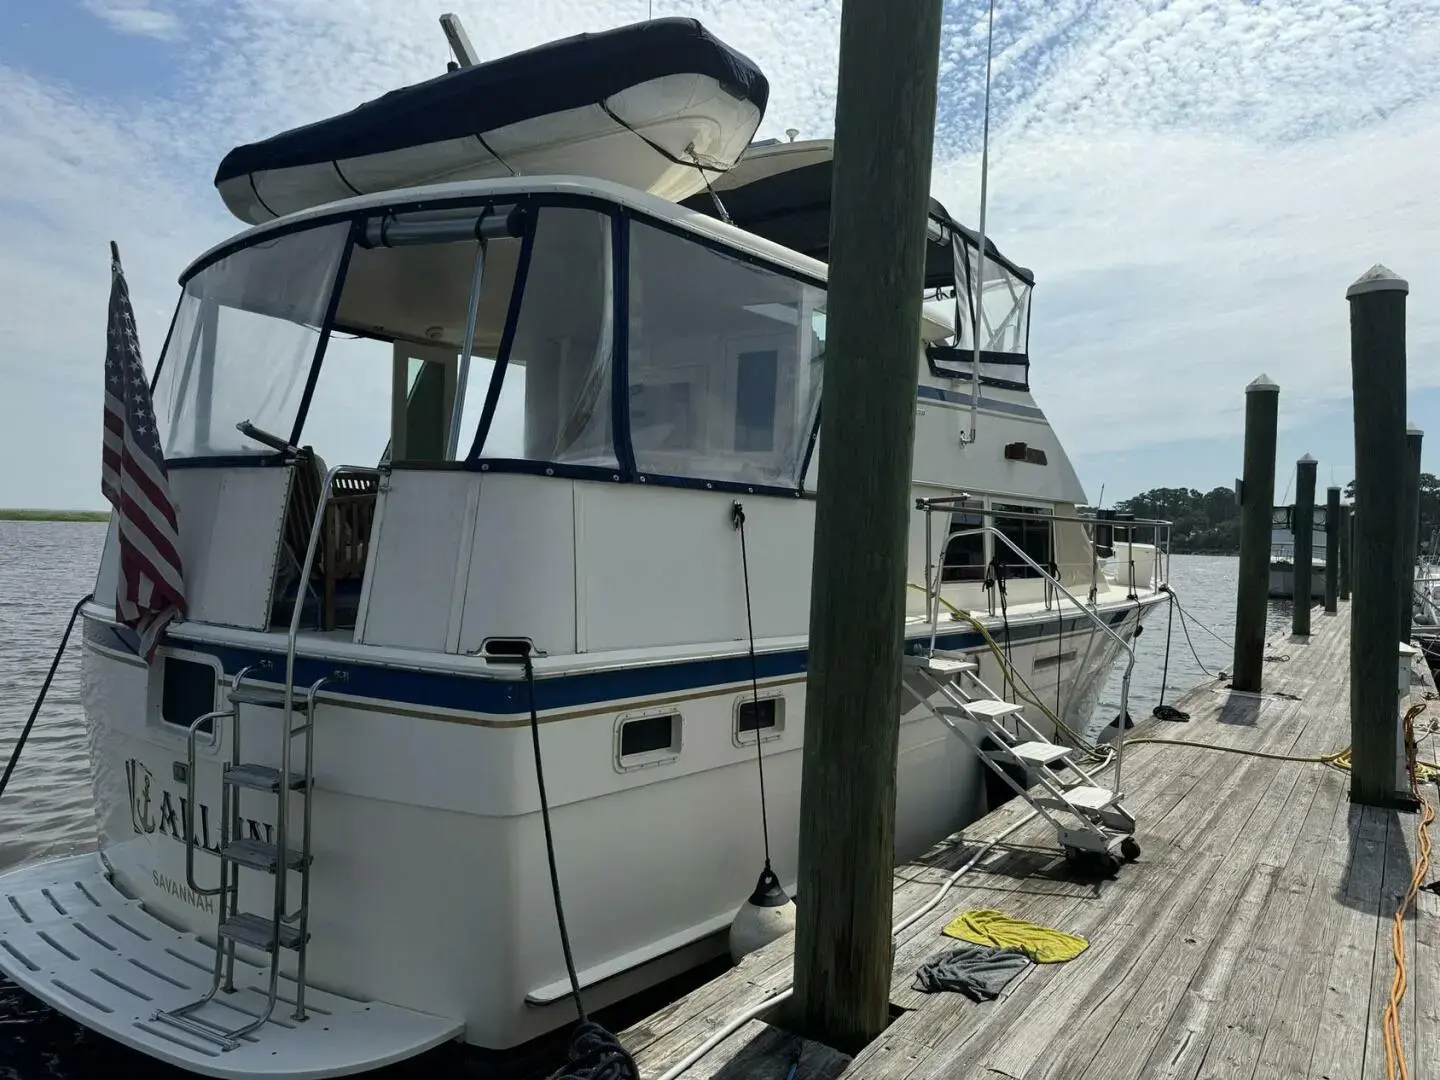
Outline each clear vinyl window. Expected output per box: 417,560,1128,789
627,223,825,489
154,222,351,458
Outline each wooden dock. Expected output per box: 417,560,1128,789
620,601,1440,1080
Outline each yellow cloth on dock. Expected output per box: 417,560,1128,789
942,909,1089,963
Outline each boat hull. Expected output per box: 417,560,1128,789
4,594,1159,1063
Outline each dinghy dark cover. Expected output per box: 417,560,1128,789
215,18,768,190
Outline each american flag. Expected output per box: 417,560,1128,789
101,242,186,661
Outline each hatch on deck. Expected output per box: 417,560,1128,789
0,854,463,1079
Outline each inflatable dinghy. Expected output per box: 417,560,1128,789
214,17,769,225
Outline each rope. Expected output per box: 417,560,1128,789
731,501,774,872
0,593,93,801
523,658,640,1080
1157,591,1175,709
1159,586,1232,679
1384,703,1435,1080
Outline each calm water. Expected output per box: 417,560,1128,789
0,528,1282,1075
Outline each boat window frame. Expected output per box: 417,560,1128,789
155,216,363,470
151,190,830,495
924,226,1034,393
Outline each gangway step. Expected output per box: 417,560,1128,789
958,698,1024,720
904,654,977,677
993,741,1074,767
223,762,309,793
1034,785,1119,812
222,837,308,874
229,683,311,711
220,912,307,951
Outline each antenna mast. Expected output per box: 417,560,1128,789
962,0,996,446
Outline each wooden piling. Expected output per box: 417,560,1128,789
1341,505,1353,600
1293,454,1316,635
793,0,943,1052
1347,264,1408,806
1325,487,1340,614
1233,375,1280,692
1400,423,1424,642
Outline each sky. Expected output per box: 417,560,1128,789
2,0,1438,509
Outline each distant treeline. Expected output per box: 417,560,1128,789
1112,474,1440,555
1110,487,1242,554
0,509,111,522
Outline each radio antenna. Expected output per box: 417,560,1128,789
962,0,996,447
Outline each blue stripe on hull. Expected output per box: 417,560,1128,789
84,607,1138,716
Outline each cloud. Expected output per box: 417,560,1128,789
82,1,184,42
2,0,1439,507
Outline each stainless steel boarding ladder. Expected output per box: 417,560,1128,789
152,463,373,1050
909,515,1143,865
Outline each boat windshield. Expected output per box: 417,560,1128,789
153,196,826,494
153,222,351,458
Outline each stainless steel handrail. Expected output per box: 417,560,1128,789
922,520,1140,792
182,710,235,899
915,496,1173,595
268,464,378,1026
221,463,380,1042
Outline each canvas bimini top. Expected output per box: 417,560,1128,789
679,139,1034,291
214,17,771,225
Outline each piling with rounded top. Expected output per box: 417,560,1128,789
1233,374,1280,692
1325,487,1340,613
1347,264,1409,806
1293,455,1317,635
1400,423,1424,642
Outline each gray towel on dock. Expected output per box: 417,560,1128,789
912,944,1029,1001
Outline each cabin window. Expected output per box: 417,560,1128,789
154,222,351,459
992,503,1053,580
734,694,785,745
734,350,779,452
615,710,682,769
475,208,616,467
627,223,825,488
941,498,987,583
160,655,219,735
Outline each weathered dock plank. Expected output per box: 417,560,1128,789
619,603,1440,1080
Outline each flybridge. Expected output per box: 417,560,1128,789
680,139,1035,392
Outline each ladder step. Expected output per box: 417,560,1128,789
1034,785,1118,811
999,741,1074,766
959,698,1024,719
221,838,308,874
904,654,977,677
228,684,311,711
219,913,307,952
223,763,308,794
